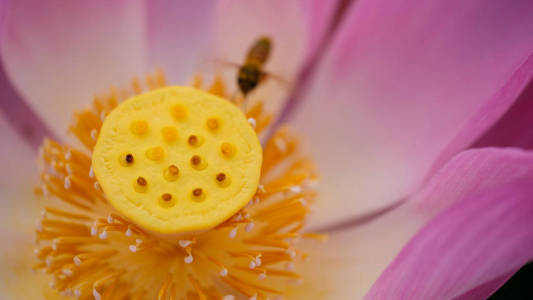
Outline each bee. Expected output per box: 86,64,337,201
212,36,286,99
237,36,272,97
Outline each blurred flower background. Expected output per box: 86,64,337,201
1,0,533,299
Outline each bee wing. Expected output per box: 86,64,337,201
205,58,242,70
260,71,291,89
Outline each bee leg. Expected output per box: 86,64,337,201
230,89,239,103
259,72,269,83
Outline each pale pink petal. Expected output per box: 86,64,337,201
0,60,54,148
289,204,422,300
474,79,533,149
290,0,533,227
0,112,43,298
0,114,37,187
292,148,533,299
0,0,147,135
145,1,216,82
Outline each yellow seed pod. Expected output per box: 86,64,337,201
92,86,262,234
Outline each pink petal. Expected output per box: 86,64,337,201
293,148,533,299
299,0,342,59
145,1,215,83
453,272,514,300
365,148,533,299
290,0,533,227
474,79,533,149
413,148,533,217
0,0,148,135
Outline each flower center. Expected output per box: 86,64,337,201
92,86,262,234
33,71,323,300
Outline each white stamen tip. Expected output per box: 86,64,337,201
258,184,266,193
223,296,235,300
64,177,71,189
135,238,143,244
250,295,257,300
287,248,297,258
247,118,257,128
286,262,295,271
107,215,113,224
220,268,228,277
52,239,59,250
184,255,194,264
65,151,72,160
245,222,254,232
90,226,98,236
289,185,302,193
98,231,107,240
93,181,100,190
290,279,304,286
66,164,73,174
74,289,81,298
125,228,132,236
129,245,137,253
89,166,95,178
229,228,237,239
179,240,192,248
36,221,43,232
73,256,82,266
41,184,49,196
62,269,73,277
93,288,102,300
249,261,257,269
90,129,98,140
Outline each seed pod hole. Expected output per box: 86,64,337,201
191,188,206,202
158,193,176,208
190,155,207,170
164,165,180,182
215,172,231,188
119,153,135,166
134,176,148,193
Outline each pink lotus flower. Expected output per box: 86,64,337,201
1,0,533,299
